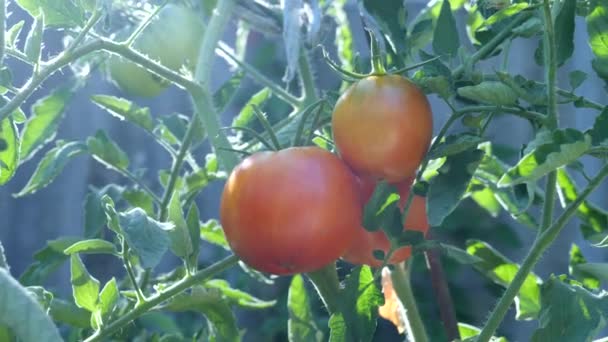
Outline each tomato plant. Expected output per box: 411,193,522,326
220,147,362,275
332,75,433,182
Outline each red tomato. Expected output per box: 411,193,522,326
220,147,362,275
332,75,433,182
342,177,429,267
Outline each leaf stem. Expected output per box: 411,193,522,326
84,255,239,342
114,167,161,204
477,163,608,342
121,240,146,304
454,105,546,123
391,262,428,342
298,51,318,103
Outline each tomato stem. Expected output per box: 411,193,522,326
369,30,386,75
425,248,460,341
390,261,429,342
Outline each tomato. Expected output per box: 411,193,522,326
342,177,429,267
331,75,433,182
220,147,362,275
108,4,204,97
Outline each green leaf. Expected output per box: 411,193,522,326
166,286,239,342
531,276,608,341
288,275,322,342
336,266,383,341
362,0,408,56
63,239,117,255
466,240,541,320
70,254,99,312
440,244,483,265
214,72,244,114
433,0,460,56
569,70,588,90
457,322,507,341
20,86,74,162
586,3,608,82
186,203,201,268
481,3,529,28
123,188,155,217
535,0,576,66
200,219,229,250
91,95,155,132
328,313,346,342
457,81,519,106
167,191,193,259
26,286,53,311
0,269,62,342
470,184,502,217
7,20,25,47
83,184,123,238
15,0,85,27
498,129,591,187
573,263,608,284
232,88,270,128
556,169,608,246
99,278,119,317
119,208,172,269
329,0,354,70
362,181,401,233
19,237,80,286
24,14,43,63
205,279,275,309
428,134,484,159
427,149,484,227
49,298,91,328
569,244,600,290
86,130,130,171
589,108,608,146
0,117,18,185
14,140,87,197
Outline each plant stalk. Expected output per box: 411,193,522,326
426,249,460,341
391,262,428,342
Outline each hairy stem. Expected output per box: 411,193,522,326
121,240,146,304
391,262,428,342
426,249,460,341
298,52,318,104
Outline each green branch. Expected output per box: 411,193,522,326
391,263,428,342
455,105,546,123
84,255,239,342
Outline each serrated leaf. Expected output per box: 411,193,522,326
200,219,229,250
589,108,608,146
531,276,608,341
569,244,600,290
428,134,484,159
70,254,99,312
167,191,193,259
535,0,576,66
362,0,408,56
498,129,591,187
232,88,270,128
14,141,87,197
91,95,155,132
123,188,155,217
15,0,85,28
86,130,130,171
0,269,62,342
205,279,275,309
433,0,460,56
63,239,117,255
20,86,73,163
24,14,43,63
99,278,118,317
467,240,541,320
83,184,123,238
457,81,519,106
587,3,608,83
119,208,172,269
0,117,18,185
569,70,588,90
288,274,322,342
427,149,484,227
166,286,239,342
19,237,80,286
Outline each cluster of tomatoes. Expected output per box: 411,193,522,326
220,75,434,275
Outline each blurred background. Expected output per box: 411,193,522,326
1,0,606,341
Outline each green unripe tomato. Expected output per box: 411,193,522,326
108,4,204,97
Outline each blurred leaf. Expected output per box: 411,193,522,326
498,129,591,187
24,14,43,63
586,3,608,83
569,244,600,290
201,219,229,250
160,113,204,146
362,181,401,233
457,81,519,106
427,149,484,227
167,191,193,259
535,0,576,66
428,134,484,159
83,184,123,238
569,70,588,90
205,279,275,309
589,108,608,146
482,3,529,28
20,86,73,163
19,237,80,285
288,274,322,342
123,188,155,217
14,0,85,27
0,269,62,341
329,0,354,71
119,208,172,269
86,130,130,171
166,286,239,342
70,254,99,312
467,240,541,320
362,0,408,56
433,0,460,56
91,95,155,132
48,298,91,328
214,72,244,114
26,286,53,311
574,263,608,284
6,20,25,47
531,276,608,341
458,322,507,341
0,240,7,270
14,140,87,197
232,88,270,128
440,244,483,265
186,203,201,268
556,169,608,246
63,239,117,255
99,278,119,318
470,184,502,217
0,117,18,185
328,313,346,342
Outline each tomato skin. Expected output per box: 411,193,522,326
332,75,433,182
342,178,429,267
220,147,362,275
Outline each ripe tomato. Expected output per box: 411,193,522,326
220,147,362,275
331,75,433,182
108,4,204,97
342,177,429,267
